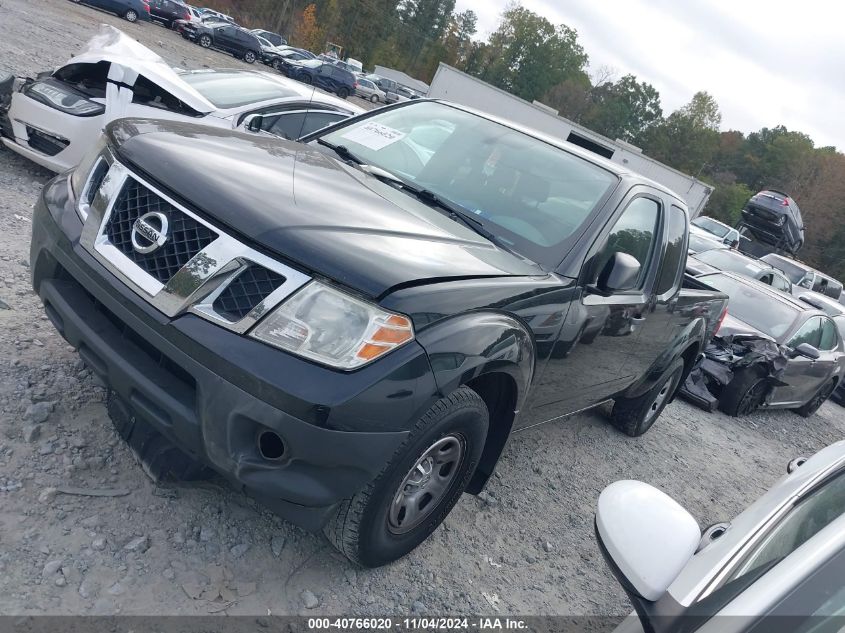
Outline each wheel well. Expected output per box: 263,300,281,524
463,372,518,494
680,343,701,384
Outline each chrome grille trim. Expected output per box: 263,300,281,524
79,152,310,329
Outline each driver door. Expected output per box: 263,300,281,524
524,190,664,422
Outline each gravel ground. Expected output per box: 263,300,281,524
1,0,844,618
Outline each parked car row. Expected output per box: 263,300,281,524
123,0,425,106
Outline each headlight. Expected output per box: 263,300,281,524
24,81,105,117
250,282,414,369
70,135,108,221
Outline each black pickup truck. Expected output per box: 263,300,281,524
30,100,727,566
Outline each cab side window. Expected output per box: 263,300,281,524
788,317,823,349
655,204,687,295
594,197,660,289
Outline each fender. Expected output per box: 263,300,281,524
415,311,536,412
622,317,706,400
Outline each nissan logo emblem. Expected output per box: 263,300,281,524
131,212,169,254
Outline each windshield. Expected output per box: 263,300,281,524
703,274,800,339
761,254,809,284
696,250,767,277
317,101,618,267
180,72,296,108
692,216,729,238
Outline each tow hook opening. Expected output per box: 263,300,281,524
257,429,286,461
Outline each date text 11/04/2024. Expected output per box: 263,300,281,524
307,618,529,630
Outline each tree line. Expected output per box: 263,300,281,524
201,0,845,281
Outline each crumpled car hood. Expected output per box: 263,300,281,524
68,24,215,114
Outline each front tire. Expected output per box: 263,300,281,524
610,358,684,436
324,387,488,567
795,379,837,418
199,34,212,48
243,50,257,64
370,94,379,103
124,9,138,22
719,364,769,417
336,87,349,99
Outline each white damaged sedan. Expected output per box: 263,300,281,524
0,25,362,173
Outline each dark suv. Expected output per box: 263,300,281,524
149,0,190,28
184,22,263,64
738,189,804,255
290,60,356,98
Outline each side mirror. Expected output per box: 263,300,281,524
243,114,264,133
596,481,699,601
593,252,641,296
793,343,820,360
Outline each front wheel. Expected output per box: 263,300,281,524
272,59,283,72
719,364,769,417
795,379,837,418
199,34,212,48
124,9,138,22
336,87,349,99
243,50,257,64
300,74,313,85
324,387,488,567
610,358,684,436
370,94,379,103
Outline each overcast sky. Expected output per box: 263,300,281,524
454,0,844,150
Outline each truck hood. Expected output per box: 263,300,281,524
109,119,542,298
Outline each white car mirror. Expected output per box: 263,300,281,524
596,481,700,601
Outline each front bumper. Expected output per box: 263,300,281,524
31,174,440,529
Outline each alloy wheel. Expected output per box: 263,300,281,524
738,379,767,416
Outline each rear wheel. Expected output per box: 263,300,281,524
795,379,837,418
243,50,257,64
323,387,488,567
124,9,138,22
199,34,212,48
719,365,769,417
610,358,684,437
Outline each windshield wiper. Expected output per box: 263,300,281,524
317,138,362,164
356,165,522,257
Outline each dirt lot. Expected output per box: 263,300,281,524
1,0,844,618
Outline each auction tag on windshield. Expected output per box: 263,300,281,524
341,122,405,150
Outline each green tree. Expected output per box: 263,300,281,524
639,91,722,175
580,74,663,143
397,0,456,63
476,4,588,102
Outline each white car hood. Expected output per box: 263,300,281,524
68,25,215,115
